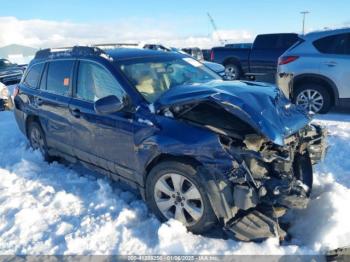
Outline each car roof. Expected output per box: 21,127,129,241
30,47,183,65
304,27,350,40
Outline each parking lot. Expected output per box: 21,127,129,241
1,0,350,259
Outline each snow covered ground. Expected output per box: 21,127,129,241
0,110,350,255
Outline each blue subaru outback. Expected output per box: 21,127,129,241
13,46,327,241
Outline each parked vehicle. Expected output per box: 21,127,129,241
201,49,211,61
0,58,25,85
277,28,350,113
0,82,12,111
181,47,204,61
210,33,300,82
14,46,327,241
224,43,253,49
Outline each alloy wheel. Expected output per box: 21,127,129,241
154,173,204,226
30,126,45,154
296,89,324,113
224,65,237,80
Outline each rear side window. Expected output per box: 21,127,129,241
46,60,74,96
76,61,125,102
313,33,350,55
23,63,44,88
254,35,280,49
254,34,299,50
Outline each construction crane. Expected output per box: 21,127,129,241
207,12,225,45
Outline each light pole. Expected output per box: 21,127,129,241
301,11,310,35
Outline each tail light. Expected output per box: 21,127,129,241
210,50,214,61
13,86,19,98
278,56,299,65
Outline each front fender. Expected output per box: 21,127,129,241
134,115,237,220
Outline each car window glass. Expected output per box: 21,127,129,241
119,57,219,103
76,61,125,102
254,35,279,49
313,33,350,55
39,64,48,90
344,33,350,55
277,35,299,49
24,63,44,88
47,60,74,96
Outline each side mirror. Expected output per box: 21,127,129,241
94,95,125,115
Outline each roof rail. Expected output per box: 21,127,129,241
34,46,110,59
92,43,140,49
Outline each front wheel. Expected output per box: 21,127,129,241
146,161,217,234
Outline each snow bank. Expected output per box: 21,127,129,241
0,110,349,255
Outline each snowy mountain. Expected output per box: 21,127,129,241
0,44,37,58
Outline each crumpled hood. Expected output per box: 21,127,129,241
154,80,311,146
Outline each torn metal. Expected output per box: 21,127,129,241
135,80,328,241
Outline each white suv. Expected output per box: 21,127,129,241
277,28,350,113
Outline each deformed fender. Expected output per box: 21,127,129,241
197,165,237,221
133,114,238,220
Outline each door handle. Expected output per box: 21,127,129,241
70,108,81,118
35,97,43,106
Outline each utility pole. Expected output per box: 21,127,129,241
300,11,310,35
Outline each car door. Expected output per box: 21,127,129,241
69,59,136,180
38,59,75,156
316,33,350,99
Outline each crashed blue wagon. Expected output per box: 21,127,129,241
13,46,327,241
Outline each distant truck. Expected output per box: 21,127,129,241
210,33,300,82
0,58,25,85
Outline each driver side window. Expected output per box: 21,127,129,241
76,61,126,102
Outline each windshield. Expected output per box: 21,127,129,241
118,56,220,103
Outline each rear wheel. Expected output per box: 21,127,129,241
224,64,241,80
28,121,52,162
293,84,332,114
146,161,217,233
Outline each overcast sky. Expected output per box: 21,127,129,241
0,0,349,48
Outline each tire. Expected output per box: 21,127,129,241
146,161,217,234
28,121,53,162
293,153,313,196
293,84,332,114
224,63,241,80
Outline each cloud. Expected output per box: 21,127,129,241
0,16,254,49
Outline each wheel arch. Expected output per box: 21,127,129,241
222,57,243,71
292,73,339,106
25,114,41,137
143,153,235,221
144,153,203,183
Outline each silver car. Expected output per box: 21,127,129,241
277,28,350,113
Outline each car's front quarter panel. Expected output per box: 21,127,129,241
133,110,237,220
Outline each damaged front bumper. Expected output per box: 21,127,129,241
221,123,327,241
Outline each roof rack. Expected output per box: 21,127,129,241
92,43,140,49
34,46,111,60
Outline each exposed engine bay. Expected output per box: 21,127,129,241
160,100,327,241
